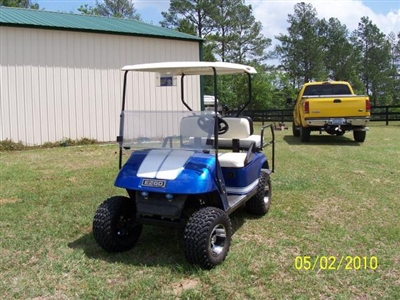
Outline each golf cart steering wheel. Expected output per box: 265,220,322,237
197,115,229,135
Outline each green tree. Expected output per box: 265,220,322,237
207,0,242,62
161,0,271,110
160,0,215,38
0,0,38,8
159,0,216,98
221,65,296,111
388,32,400,73
351,17,394,105
77,4,98,15
247,69,282,110
176,18,197,36
318,17,358,81
275,2,326,85
386,31,400,104
207,1,271,109
223,3,271,64
207,0,271,64
162,0,270,64
79,0,140,19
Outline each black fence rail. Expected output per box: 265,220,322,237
230,105,400,125
235,109,292,124
370,105,400,125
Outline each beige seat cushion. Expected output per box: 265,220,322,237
218,152,248,168
219,117,251,139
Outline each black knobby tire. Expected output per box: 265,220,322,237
300,126,311,142
183,207,232,269
246,171,271,216
353,130,366,142
292,121,300,137
93,196,142,252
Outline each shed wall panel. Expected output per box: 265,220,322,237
0,27,201,145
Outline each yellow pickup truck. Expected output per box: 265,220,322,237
290,81,370,142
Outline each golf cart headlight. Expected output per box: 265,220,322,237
165,193,174,201
141,191,149,199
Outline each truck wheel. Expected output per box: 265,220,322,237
292,122,300,137
336,131,345,136
93,196,142,252
300,126,311,142
184,207,232,269
353,131,366,142
246,171,271,216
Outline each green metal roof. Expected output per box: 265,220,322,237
0,7,202,42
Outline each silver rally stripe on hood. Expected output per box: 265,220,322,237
137,149,194,180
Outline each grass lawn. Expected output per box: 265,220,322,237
1,122,399,299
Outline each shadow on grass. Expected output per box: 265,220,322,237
283,134,362,146
68,207,256,273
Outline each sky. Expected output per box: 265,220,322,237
35,0,400,42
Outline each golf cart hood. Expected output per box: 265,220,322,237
115,149,218,194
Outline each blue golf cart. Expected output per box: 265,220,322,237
93,61,275,269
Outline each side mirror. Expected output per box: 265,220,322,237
286,97,293,107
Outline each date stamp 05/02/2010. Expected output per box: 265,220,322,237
294,256,378,271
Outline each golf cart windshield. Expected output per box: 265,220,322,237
120,110,215,151
117,62,258,167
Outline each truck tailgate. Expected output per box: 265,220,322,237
304,95,370,118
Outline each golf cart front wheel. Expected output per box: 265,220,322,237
184,207,232,269
246,171,271,216
93,196,142,252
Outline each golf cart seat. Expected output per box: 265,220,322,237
180,115,209,138
218,152,251,168
180,115,213,148
179,115,259,168
219,117,261,150
218,117,258,168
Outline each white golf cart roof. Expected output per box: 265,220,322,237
121,61,257,76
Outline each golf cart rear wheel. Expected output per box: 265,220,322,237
184,207,232,269
93,196,142,252
246,171,271,216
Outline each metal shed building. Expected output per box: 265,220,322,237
0,7,203,145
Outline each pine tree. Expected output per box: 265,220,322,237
351,17,394,105
78,0,140,20
0,0,38,9
160,0,215,38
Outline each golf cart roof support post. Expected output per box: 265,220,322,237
119,71,129,169
118,146,123,169
180,74,193,111
269,125,276,173
212,67,219,150
212,66,223,192
236,73,252,117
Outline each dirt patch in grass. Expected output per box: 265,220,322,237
171,278,200,296
0,198,20,205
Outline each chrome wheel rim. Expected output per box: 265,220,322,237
209,224,226,256
264,185,270,205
